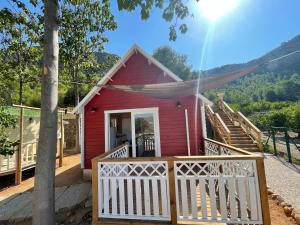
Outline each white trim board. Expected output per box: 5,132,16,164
73,44,212,113
104,107,161,157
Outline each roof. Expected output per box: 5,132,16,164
73,44,212,113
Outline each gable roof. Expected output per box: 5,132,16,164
73,44,212,113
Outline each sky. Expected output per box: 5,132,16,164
1,0,300,70
104,0,300,70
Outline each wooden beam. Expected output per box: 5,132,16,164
59,113,64,167
168,160,177,225
256,158,271,225
92,158,99,225
184,109,191,156
15,107,24,185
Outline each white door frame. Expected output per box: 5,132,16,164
104,107,161,157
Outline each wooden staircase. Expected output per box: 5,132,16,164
205,100,262,152
217,110,261,152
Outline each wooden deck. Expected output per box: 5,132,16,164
92,141,270,225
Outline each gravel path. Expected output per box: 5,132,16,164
263,153,300,211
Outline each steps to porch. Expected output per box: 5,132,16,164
205,99,262,152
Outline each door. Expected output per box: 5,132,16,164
131,110,160,157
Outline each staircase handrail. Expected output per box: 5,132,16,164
215,113,232,145
204,104,215,126
217,100,237,122
237,111,262,149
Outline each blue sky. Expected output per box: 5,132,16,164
2,0,300,70
105,0,300,70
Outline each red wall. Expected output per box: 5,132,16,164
84,52,203,169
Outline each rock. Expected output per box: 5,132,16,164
294,213,300,225
267,189,273,195
280,202,288,207
292,210,300,217
84,198,92,208
276,195,285,204
271,194,278,200
284,206,294,217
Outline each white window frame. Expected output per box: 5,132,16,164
104,107,161,157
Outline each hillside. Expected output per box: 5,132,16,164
203,35,300,132
203,34,300,77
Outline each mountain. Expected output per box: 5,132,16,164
203,34,300,77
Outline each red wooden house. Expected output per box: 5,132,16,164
74,45,212,177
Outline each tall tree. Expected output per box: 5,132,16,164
153,46,195,80
0,4,42,104
33,0,59,224
59,0,117,106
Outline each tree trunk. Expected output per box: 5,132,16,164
74,70,80,153
33,0,59,224
19,76,23,105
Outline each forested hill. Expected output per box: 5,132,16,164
203,34,300,77
203,35,300,133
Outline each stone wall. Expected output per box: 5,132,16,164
64,118,77,150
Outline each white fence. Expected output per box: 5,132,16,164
205,138,250,156
0,138,63,175
174,160,262,224
98,161,170,221
0,140,38,174
93,140,269,225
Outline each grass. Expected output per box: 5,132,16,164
1,106,40,118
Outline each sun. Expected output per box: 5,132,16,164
198,0,239,22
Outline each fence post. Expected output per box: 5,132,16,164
272,130,278,156
15,107,24,185
284,129,292,163
92,158,99,225
168,160,177,225
256,157,271,225
59,113,64,167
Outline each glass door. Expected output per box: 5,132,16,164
131,110,160,157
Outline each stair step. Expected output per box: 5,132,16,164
242,147,261,152
232,143,258,148
231,136,251,139
231,140,254,144
230,133,249,138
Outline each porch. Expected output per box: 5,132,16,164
91,139,270,225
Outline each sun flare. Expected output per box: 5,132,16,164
198,0,239,22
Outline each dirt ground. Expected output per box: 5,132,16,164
0,153,84,197
269,196,298,225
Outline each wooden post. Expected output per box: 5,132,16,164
59,113,64,167
256,157,271,225
92,158,99,225
15,107,24,185
168,160,177,225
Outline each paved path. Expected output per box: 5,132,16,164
263,153,300,211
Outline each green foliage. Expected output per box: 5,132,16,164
204,71,300,134
153,46,200,80
0,107,18,156
117,0,192,41
0,2,42,105
59,0,117,105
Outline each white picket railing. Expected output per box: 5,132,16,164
0,138,62,175
98,160,170,221
205,138,251,156
0,140,38,174
92,141,269,225
104,144,129,159
174,159,262,224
